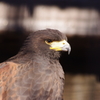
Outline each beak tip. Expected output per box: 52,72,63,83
65,43,71,54
61,43,71,54
68,51,70,54
67,47,71,55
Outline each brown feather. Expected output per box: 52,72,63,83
0,29,69,100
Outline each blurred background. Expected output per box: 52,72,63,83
0,0,100,100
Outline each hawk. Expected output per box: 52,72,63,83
0,29,71,100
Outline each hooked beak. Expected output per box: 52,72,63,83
45,40,71,54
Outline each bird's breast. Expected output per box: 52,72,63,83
6,61,64,100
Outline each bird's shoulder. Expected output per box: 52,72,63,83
0,61,19,68
0,61,19,73
0,61,19,85
0,61,20,99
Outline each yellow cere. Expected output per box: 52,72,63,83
45,40,68,51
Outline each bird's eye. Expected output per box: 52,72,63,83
46,39,53,43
